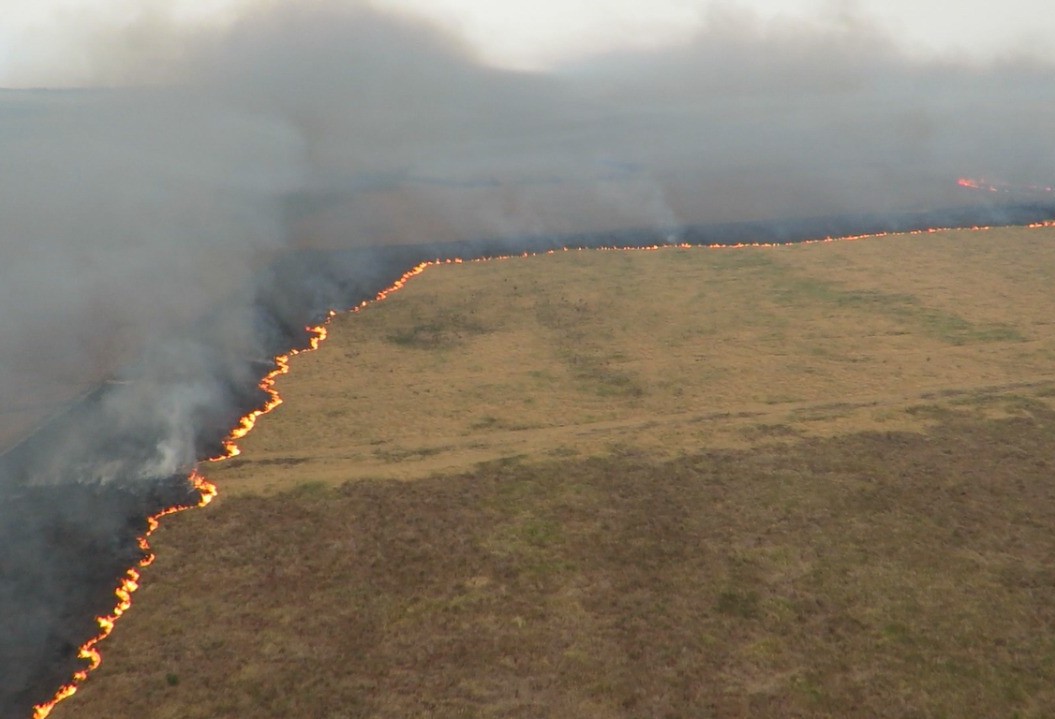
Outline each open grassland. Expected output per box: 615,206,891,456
214,226,1055,492
60,226,1055,717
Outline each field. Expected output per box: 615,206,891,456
57,226,1055,717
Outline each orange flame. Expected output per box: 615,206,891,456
208,315,333,461
958,177,999,192
33,313,334,717
958,176,1055,194
32,472,216,719
343,220,1055,316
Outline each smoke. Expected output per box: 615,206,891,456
1,0,1054,714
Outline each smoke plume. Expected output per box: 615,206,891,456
1,1,1053,714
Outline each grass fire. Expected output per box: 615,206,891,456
31,473,217,719
3,1,1055,717
29,222,1055,717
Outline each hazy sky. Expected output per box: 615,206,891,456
3,0,1053,85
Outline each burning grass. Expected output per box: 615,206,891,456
50,224,1055,717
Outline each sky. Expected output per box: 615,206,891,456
2,0,1053,85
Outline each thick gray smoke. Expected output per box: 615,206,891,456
1,1,1053,714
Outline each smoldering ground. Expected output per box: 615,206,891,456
1,1,1054,714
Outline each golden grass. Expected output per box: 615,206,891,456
212,226,1055,493
55,225,1055,718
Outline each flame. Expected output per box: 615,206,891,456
33,312,333,717
343,220,1055,316
209,315,333,461
958,176,1055,194
32,471,216,719
958,177,999,192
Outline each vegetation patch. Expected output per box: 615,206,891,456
371,445,449,462
59,228,1055,718
68,406,1055,719
772,268,1024,345
385,306,491,349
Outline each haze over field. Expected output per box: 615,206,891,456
3,0,1054,461
1,0,1055,715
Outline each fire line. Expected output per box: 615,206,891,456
28,216,1055,717
30,317,335,717
31,472,217,719
958,176,1055,194
208,316,333,461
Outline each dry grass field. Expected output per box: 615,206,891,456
213,226,1055,491
57,226,1055,717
